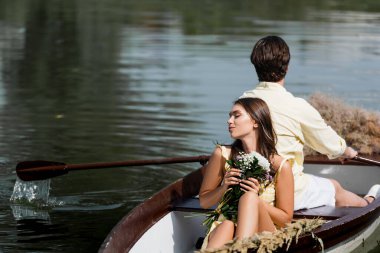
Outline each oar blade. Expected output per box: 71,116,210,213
16,160,68,181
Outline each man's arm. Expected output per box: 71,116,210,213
298,98,356,159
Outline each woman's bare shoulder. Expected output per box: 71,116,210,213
271,154,291,172
214,144,232,158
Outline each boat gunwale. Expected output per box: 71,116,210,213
285,198,380,252
99,155,380,253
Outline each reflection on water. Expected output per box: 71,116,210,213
10,204,50,221
0,0,379,252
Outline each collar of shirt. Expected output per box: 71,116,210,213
256,81,287,92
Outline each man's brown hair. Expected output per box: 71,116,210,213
250,36,290,82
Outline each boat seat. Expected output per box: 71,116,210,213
172,197,214,213
172,197,360,220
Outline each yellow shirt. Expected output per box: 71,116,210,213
240,82,346,208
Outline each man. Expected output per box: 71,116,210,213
240,35,379,210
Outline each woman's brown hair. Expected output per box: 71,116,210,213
230,97,278,164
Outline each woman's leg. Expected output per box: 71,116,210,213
206,220,235,249
330,179,369,207
257,199,277,232
235,192,275,239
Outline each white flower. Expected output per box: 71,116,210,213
237,151,270,171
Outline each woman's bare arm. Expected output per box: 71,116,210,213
199,147,241,209
199,147,227,208
264,157,294,227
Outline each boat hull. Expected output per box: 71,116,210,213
99,156,380,253
126,210,380,253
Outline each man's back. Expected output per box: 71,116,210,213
241,81,346,168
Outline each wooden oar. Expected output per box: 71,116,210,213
16,155,211,181
15,155,379,182
352,156,380,166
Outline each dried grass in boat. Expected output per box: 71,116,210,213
198,218,325,253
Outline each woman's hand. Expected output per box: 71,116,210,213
223,168,241,188
240,177,260,194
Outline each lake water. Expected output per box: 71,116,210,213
0,1,379,252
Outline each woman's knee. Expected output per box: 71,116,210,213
240,191,260,204
220,220,235,229
208,220,235,248
210,220,234,239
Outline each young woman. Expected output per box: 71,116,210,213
199,97,294,250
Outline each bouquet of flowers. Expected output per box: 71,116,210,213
203,151,273,230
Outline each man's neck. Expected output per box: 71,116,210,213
277,79,285,86
261,79,285,86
